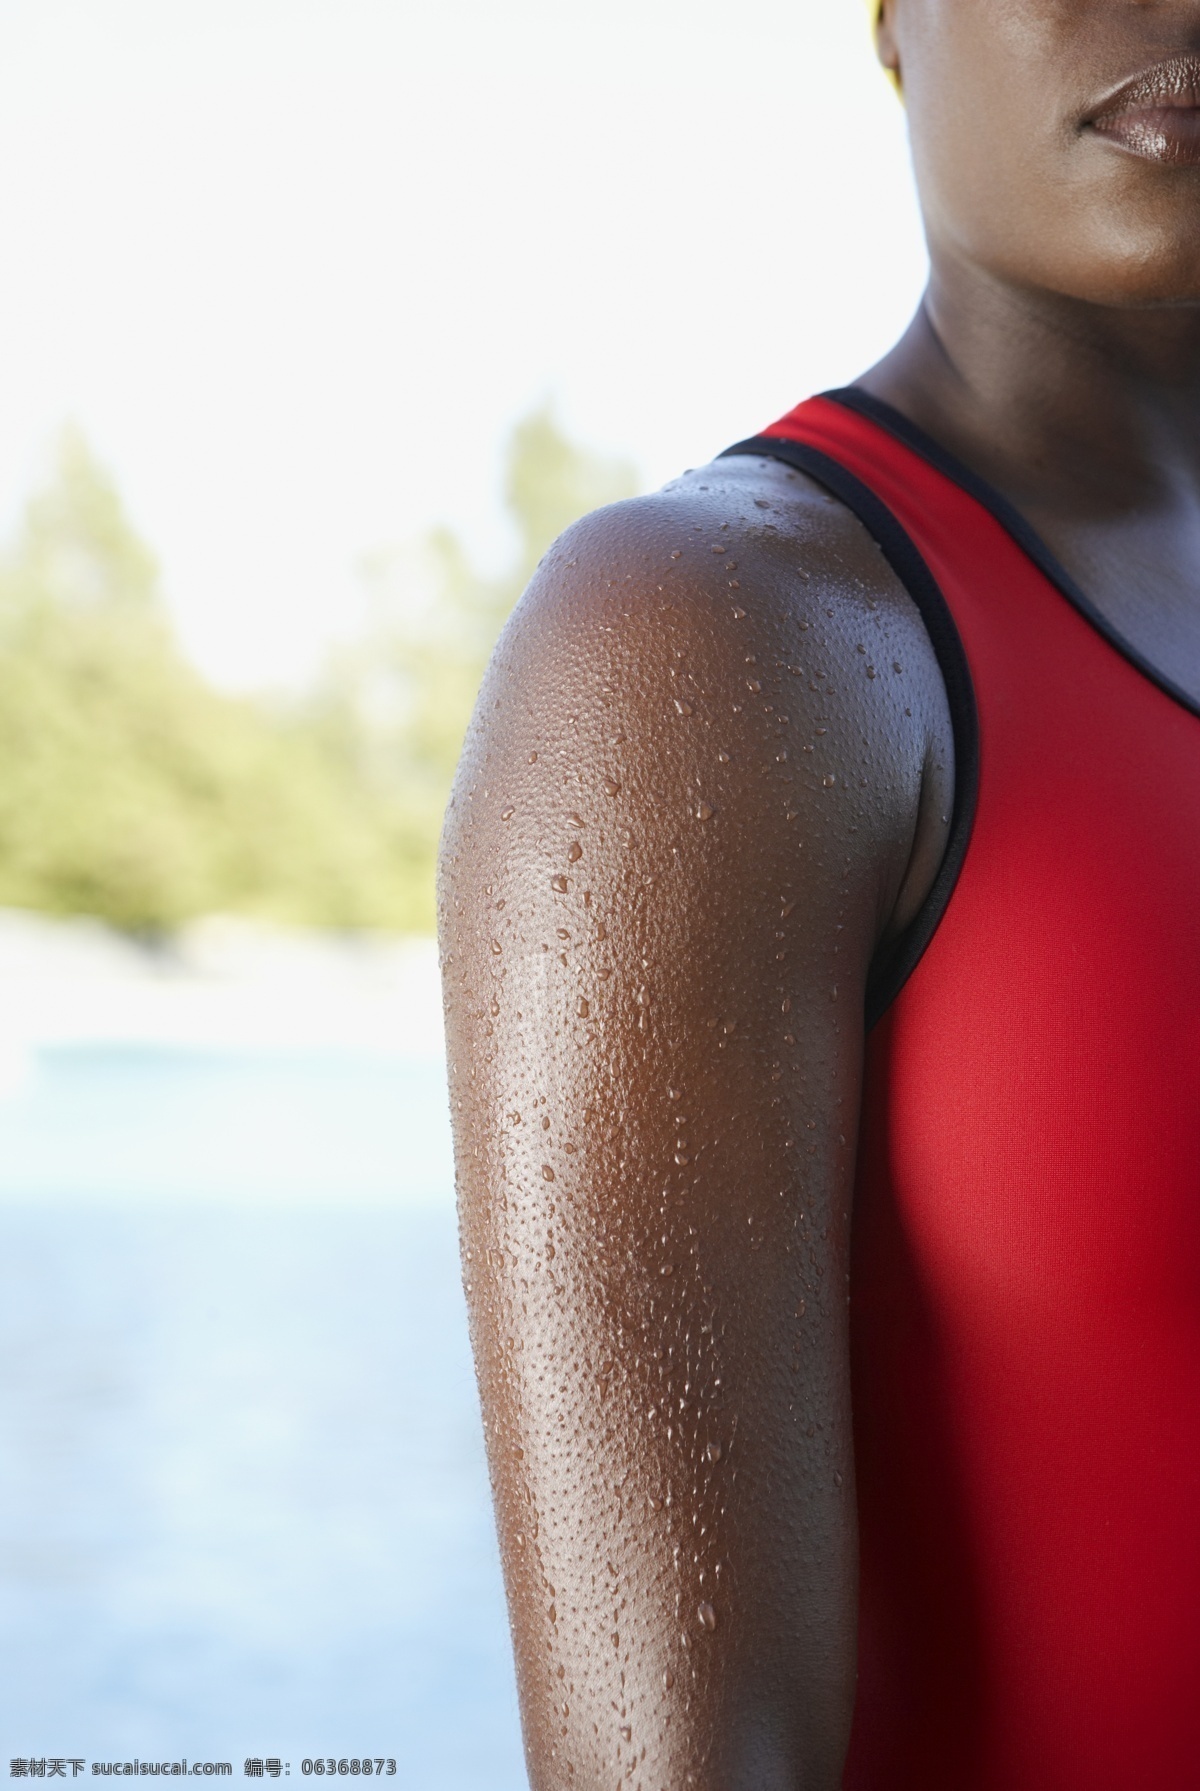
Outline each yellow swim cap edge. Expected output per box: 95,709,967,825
865,0,901,97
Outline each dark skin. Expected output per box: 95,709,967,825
869,0,1200,706
439,3,1200,1784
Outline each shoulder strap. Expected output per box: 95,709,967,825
719,417,980,1029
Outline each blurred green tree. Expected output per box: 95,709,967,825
0,430,408,932
308,404,639,929
0,408,637,934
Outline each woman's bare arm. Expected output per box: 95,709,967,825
439,454,952,1790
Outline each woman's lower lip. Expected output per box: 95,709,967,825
1091,105,1200,166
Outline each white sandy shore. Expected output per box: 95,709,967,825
0,910,445,1076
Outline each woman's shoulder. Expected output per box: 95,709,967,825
477,449,949,798
503,450,940,682
444,450,954,956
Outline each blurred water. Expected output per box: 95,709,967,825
0,1045,527,1788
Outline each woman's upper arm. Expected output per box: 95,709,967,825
439,462,944,1791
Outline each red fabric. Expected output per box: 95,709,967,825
764,397,1200,1788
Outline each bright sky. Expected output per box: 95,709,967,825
0,0,926,688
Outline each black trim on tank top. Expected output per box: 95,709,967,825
717,432,980,1031
826,384,1200,725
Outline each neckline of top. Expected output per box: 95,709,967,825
824,384,1200,725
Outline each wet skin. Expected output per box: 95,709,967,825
439,2,1200,1785
440,465,952,1789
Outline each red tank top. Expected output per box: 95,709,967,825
723,393,1200,1789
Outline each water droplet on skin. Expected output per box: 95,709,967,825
731,605,745,617
696,802,715,822
491,940,503,955
706,1441,722,1463
780,900,796,918
697,1602,717,1632
823,776,836,788
603,778,622,800
674,1152,689,1165
529,752,538,763
660,1263,674,1276
567,842,583,862
542,1165,556,1181
747,679,762,693
501,807,515,821
674,699,694,717
834,1470,844,1486
670,549,683,560
490,999,500,1016
551,875,569,892
620,1726,632,1742
595,921,607,941
578,998,590,1018
545,1242,556,1259
549,1604,557,1624
663,1669,674,1690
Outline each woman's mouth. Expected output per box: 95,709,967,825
1087,55,1200,166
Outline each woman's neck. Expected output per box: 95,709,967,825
860,253,1200,523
